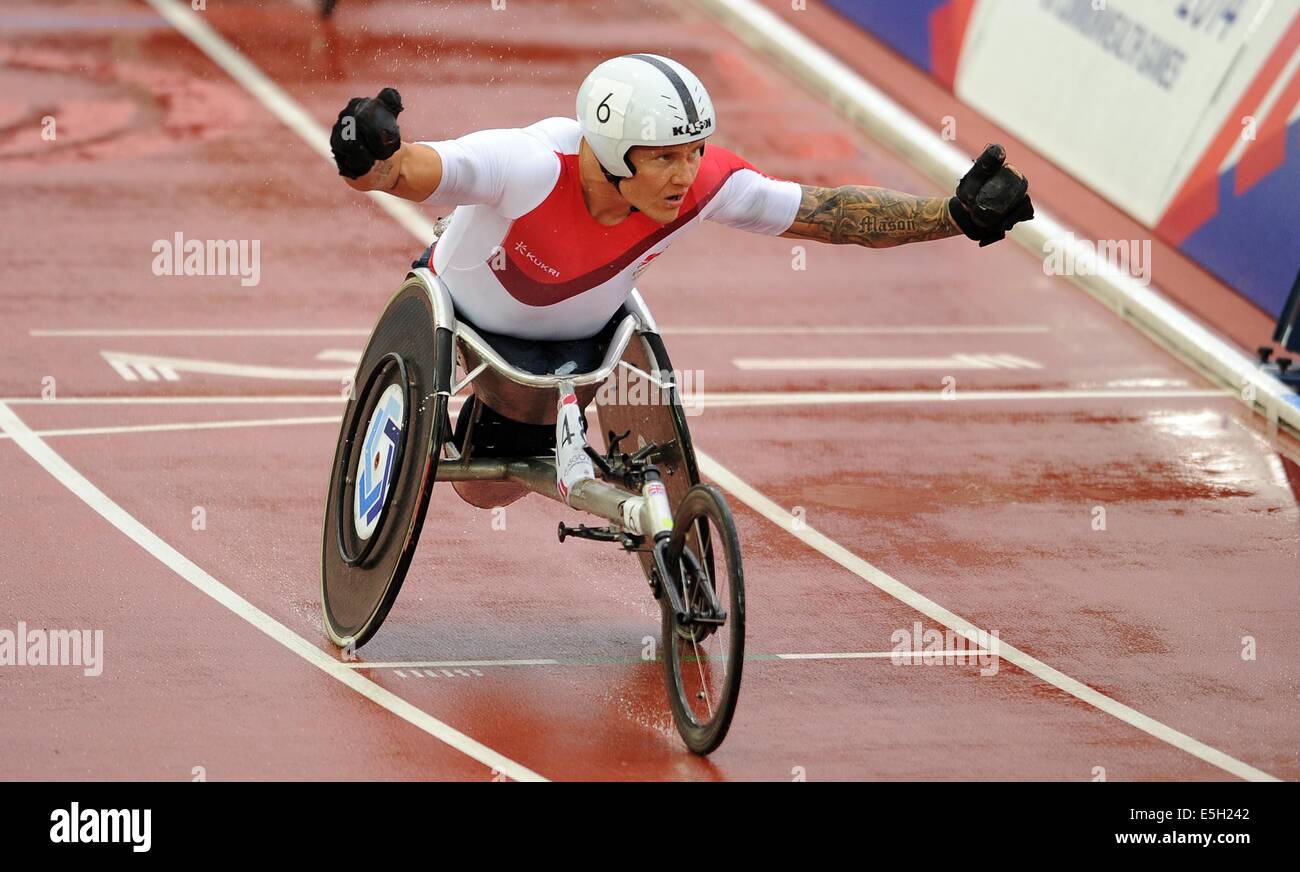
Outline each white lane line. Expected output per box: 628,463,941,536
0,416,342,442
0,389,1232,444
0,388,1229,408
342,652,986,668
105,354,173,381
776,651,987,660
666,325,1051,335
346,659,562,669
102,350,354,382
141,0,437,243
0,396,351,405
687,389,1228,407
31,329,372,338
30,325,1052,338
733,354,1044,371
0,401,548,783
693,448,1279,782
317,349,363,363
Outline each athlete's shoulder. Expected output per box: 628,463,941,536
686,143,759,204
522,116,582,155
703,142,794,183
422,122,565,217
695,142,801,233
702,142,758,173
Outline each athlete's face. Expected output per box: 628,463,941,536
620,142,705,223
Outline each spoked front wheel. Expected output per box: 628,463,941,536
660,484,746,754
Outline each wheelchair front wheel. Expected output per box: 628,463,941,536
660,484,746,755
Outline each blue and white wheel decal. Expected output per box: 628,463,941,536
353,382,405,541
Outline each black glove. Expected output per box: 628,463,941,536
949,143,1034,247
330,87,404,179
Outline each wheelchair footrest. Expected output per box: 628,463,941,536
557,522,621,543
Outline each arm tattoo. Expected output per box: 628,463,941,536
371,157,400,192
783,184,959,248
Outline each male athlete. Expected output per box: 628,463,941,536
329,54,1034,344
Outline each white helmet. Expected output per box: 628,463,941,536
576,53,716,180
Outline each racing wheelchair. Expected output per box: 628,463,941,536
320,267,745,754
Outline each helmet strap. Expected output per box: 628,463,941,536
599,164,639,212
600,164,627,186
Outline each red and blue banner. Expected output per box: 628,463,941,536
825,0,1300,322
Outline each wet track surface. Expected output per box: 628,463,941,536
1,0,1297,780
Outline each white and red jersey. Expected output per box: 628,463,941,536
416,116,800,340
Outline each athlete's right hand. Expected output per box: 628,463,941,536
330,87,404,179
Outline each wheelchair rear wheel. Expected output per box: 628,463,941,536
321,280,453,649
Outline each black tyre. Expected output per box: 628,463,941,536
321,281,452,649
661,483,746,754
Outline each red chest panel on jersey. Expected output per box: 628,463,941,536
491,148,748,307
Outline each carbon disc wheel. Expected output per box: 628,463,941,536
321,279,452,650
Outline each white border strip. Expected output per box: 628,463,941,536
0,400,547,782
687,0,1300,437
695,448,1279,782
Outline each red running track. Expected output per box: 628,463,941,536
0,0,1296,781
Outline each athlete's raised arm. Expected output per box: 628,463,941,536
328,87,443,202
342,142,443,202
782,144,1035,249
781,185,959,248
328,88,561,214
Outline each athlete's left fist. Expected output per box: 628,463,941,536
949,144,1034,247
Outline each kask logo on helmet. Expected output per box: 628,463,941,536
672,117,712,137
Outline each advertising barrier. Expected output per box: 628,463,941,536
826,0,1300,319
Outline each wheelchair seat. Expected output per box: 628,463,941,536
451,302,641,426
453,306,625,378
